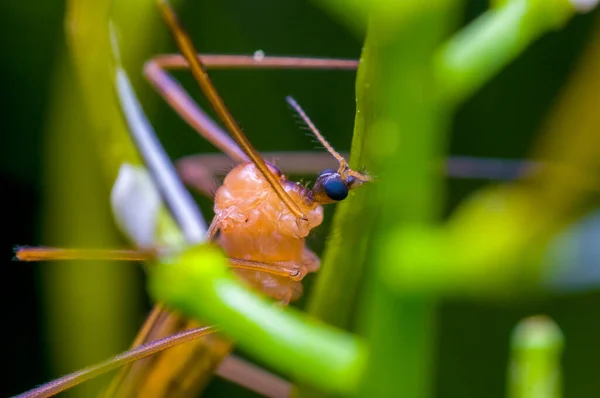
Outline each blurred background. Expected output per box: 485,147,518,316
3,1,600,397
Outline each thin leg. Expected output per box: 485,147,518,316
13,246,156,262
176,151,342,194
14,246,307,281
149,54,531,181
144,60,247,163
101,305,176,398
155,3,312,221
216,355,291,398
175,154,230,199
177,151,533,183
175,150,343,200
18,303,292,398
16,326,219,398
109,310,292,398
144,54,358,165
229,258,304,281
152,53,358,70
129,304,168,348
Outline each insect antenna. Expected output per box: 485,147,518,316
156,0,307,221
285,95,372,182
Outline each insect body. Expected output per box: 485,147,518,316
105,98,370,397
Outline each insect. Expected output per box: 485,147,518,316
14,0,537,396
14,1,372,397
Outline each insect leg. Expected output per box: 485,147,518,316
229,258,306,281
100,305,176,398
146,49,531,185
177,151,532,183
144,60,248,163
174,153,233,199
144,53,358,165
14,247,311,282
157,0,311,220
176,151,342,192
16,326,219,398
151,53,359,70
13,246,156,262
175,151,336,201
216,355,291,398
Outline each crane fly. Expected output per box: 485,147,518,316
14,1,371,397
13,1,536,397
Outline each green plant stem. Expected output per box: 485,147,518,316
354,1,461,397
42,53,137,398
294,28,376,398
508,316,564,398
66,0,144,183
436,0,580,105
302,43,374,334
148,244,365,394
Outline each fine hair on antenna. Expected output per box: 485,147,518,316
285,96,346,166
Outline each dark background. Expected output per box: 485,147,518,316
2,1,600,397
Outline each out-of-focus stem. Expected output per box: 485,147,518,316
437,0,590,105
354,1,461,397
508,315,564,398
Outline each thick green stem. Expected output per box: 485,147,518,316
302,42,374,335
66,1,143,182
355,2,461,397
294,22,376,398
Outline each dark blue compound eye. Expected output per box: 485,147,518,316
323,178,349,201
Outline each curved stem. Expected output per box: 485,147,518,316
149,245,366,394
